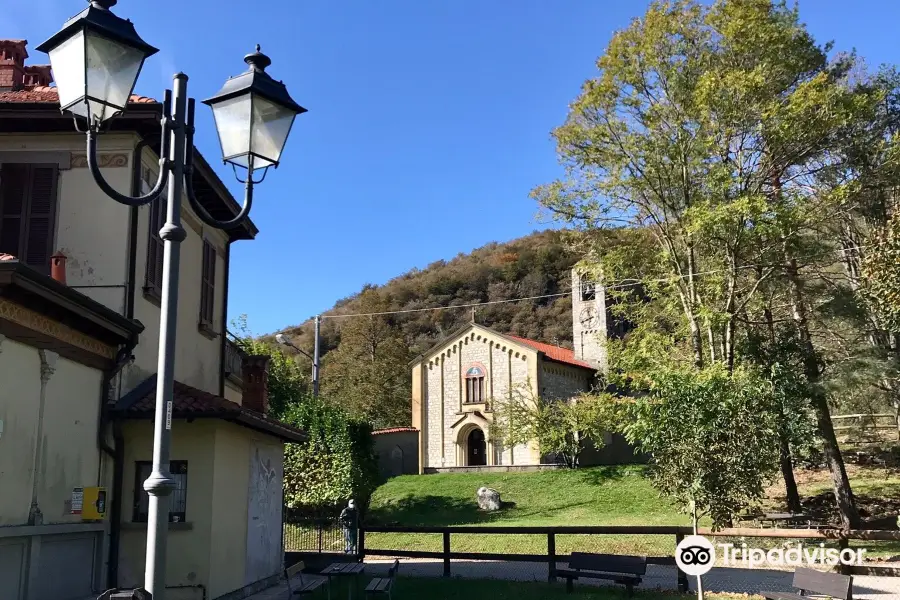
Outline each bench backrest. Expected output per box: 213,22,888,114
568,552,647,576
285,560,305,580
387,559,400,579
793,567,852,600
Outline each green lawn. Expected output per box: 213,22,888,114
362,465,900,559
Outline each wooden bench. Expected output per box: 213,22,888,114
761,567,853,600
365,559,399,598
553,552,646,596
284,561,327,598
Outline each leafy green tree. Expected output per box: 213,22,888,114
281,397,378,509
532,0,884,528
492,385,614,468
322,288,411,428
620,365,782,529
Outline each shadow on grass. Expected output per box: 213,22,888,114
575,465,639,487
367,495,500,526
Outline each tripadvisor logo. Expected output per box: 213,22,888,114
675,535,866,575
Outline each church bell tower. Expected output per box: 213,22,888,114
571,268,607,371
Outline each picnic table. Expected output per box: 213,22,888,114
321,562,365,600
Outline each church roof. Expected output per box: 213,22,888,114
410,322,596,372
504,335,596,370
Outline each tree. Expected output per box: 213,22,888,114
492,385,613,468
322,288,412,429
532,0,882,529
281,397,379,509
621,365,782,529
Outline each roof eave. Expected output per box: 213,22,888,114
0,261,144,343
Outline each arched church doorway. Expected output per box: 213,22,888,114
467,428,486,466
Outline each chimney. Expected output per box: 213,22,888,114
241,355,271,414
23,65,53,88
0,40,28,91
50,252,67,284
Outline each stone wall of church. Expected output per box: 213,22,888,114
423,359,443,468
540,361,594,401
420,332,538,469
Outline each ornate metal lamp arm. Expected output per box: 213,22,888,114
183,99,254,229
86,90,173,207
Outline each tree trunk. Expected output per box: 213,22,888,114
780,435,803,513
783,251,861,529
761,285,802,514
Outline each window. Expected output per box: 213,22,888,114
580,278,595,301
199,239,216,327
0,164,59,274
133,460,188,523
465,365,486,404
144,167,165,300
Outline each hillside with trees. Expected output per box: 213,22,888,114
264,229,585,427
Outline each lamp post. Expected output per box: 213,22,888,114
275,317,320,398
37,2,306,598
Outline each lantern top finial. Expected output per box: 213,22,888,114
244,45,272,73
90,0,117,9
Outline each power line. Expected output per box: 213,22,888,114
320,244,870,321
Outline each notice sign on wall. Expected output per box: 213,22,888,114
71,487,84,515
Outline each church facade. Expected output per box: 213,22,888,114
409,269,618,472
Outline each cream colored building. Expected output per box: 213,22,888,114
410,268,635,473
0,40,304,600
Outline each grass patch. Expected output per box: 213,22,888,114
363,465,900,560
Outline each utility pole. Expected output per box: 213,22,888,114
313,314,321,398
275,316,320,399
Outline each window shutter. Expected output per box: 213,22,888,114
0,164,58,272
200,239,216,325
0,164,27,257
145,197,165,296
24,166,58,272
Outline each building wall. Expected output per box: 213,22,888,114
373,431,419,479
418,327,539,470
208,421,284,599
122,147,228,397
0,336,110,600
118,420,217,594
0,337,43,526
0,133,230,400
0,337,105,526
540,361,594,401
224,378,243,405
0,133,135,312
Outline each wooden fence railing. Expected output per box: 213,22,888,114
832,413,900,440
358,524,900,591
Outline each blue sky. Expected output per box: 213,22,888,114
5,1,900,335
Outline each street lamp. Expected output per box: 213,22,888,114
37,2,306,599
275,329,320,398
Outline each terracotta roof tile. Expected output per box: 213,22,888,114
0,86,157,105
122,380,242,416
115,378,306,442
505,335,596,370
372,427,418,435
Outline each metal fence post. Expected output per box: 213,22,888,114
675,533,688,593
547,533,557,582
358,524,366,559
443,531,451,577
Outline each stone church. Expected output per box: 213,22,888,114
410,269,634,473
